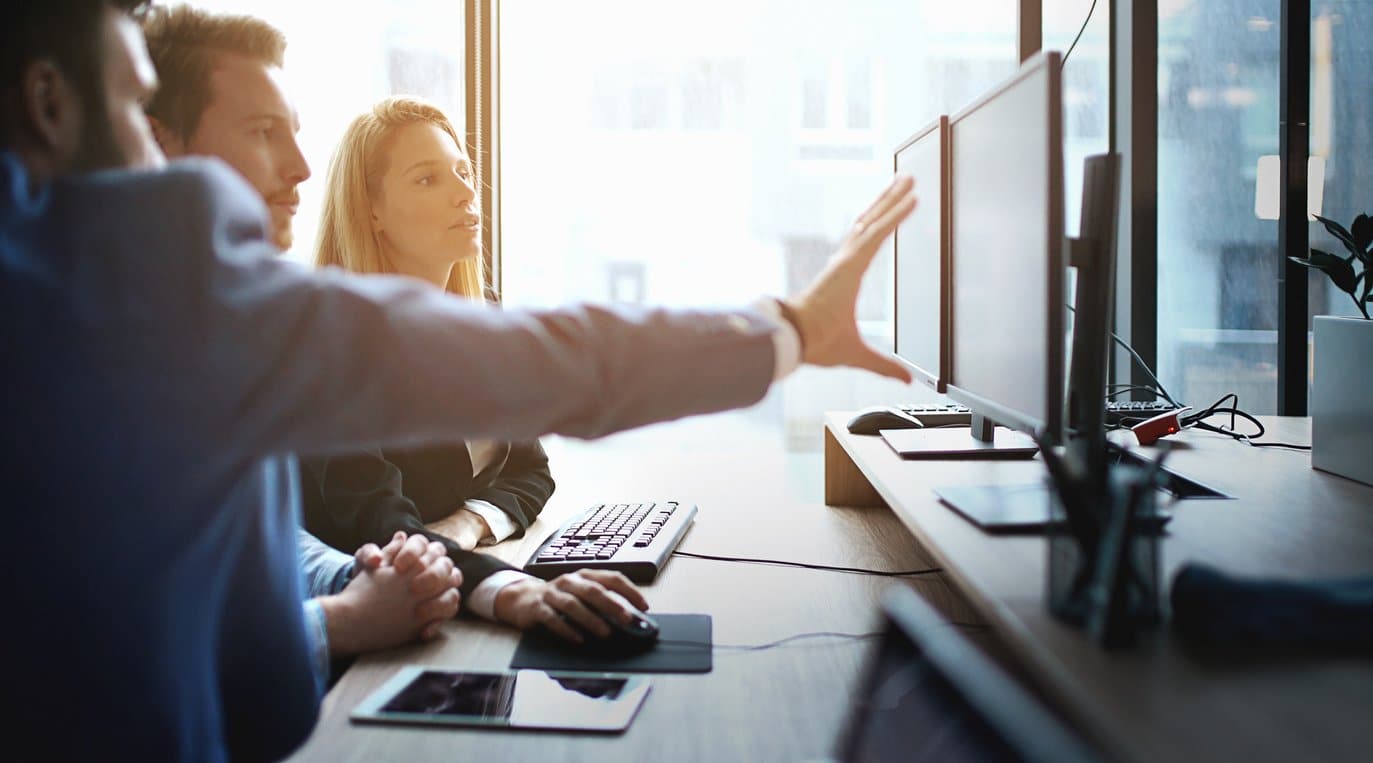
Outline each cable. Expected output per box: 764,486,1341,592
1180,394,1312,450
659,631,883,652
1109,331,1179,405
1107,384,1166,400
658,623,992,653
671,550,943,578
1061,0,1100,68
1067,304,1179,405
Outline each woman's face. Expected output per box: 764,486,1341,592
370,122,481,278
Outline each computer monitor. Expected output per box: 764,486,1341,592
946,50,1066,446
892,116,950,393
832,586,1097,763
1065,153,1121,482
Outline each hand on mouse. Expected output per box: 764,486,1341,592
493,570,650,644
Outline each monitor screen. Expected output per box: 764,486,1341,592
893,117,949,392
947,52,1065,439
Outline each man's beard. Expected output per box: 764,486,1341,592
68,93,127,173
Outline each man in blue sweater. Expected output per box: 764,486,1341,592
2,2,467,759
1,1,915,760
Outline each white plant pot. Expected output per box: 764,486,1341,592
1311,316,1373,486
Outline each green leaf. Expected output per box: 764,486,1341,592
1300,248,1359,295
1314,214,1361,257
1352,213,1373,252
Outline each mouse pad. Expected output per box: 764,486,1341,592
510,614,712,674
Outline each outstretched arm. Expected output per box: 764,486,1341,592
169,161,916,459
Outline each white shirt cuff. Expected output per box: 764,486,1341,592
465,500,520,545
467,569,537,621
752,297,802,381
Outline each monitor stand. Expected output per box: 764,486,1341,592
880,413,1038,459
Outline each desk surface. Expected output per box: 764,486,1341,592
288,419,984,762
824,414,1373,762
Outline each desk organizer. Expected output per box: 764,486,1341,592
1042,444,1167,648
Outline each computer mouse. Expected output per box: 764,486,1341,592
845,406,925,436
558,606,660,656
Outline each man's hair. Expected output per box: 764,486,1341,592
1,0,149,145
140,4,286,141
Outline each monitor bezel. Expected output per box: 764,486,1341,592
891,115,951,393
943,50,1065,442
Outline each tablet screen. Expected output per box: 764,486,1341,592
352,668,650,733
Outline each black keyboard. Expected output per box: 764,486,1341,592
901,401,1181,428
896,403,973,426
523,501,697,584
1103,400,1178,425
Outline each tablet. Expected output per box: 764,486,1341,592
351,667,650,733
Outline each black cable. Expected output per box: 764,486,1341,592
658,623,991,653
658,631,883,652
1107,384,1164,400
1180,394,1312,450
671,550,943,578
1067,304,1179,405
1109,330,1179,405
1061,0,1100,68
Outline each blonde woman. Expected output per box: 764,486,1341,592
301,97,648,642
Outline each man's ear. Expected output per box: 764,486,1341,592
146,115,187,157
370,204,384,234
20,60,82,160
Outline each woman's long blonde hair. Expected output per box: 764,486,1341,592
315,96,485,299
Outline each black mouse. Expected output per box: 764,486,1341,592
557,606,660,656
845,406,925,436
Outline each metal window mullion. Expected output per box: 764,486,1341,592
1278,0,1310,415
1020,0,1043,62
1109,0,1158,399
465,0,500,298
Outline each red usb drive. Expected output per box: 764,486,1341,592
1132,406,1192,446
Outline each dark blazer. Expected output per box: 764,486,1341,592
300,439,554,597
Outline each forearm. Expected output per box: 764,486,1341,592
220,258,780,456
467,570,538,622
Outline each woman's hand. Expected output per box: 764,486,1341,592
492,570,650,643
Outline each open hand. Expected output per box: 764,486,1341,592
783,175,917,383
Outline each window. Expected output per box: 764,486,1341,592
1044,0,1110,237
499,0,1019,448
1156,1,1283,412
183,0,464,264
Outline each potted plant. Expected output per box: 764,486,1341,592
1289,212,1372,486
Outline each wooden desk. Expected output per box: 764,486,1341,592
288,419,985,762
824,414,1373,762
